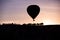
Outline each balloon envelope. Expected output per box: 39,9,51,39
27,5,40,21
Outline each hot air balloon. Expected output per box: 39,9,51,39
27,5,40,21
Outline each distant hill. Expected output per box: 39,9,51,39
0,24,60,40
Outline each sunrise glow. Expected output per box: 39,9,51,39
43,20,54,25
0,0,60,25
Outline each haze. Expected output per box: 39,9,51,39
0,0,60,25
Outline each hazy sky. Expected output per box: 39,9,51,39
0,0,60,25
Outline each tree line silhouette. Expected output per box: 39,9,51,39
0,23,60,40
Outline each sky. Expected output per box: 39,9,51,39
0,0,60,25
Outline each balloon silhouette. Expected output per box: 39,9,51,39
27,5,40,21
